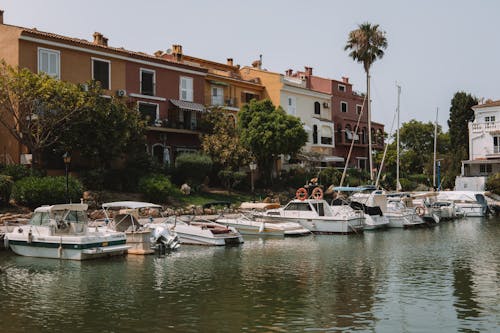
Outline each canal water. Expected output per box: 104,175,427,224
1,217,499,332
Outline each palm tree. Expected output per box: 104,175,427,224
345,22,387,182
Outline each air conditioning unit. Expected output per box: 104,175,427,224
116,89,127,97
154,119,163,127
323,102,330,108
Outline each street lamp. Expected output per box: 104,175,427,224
62,152,71,203
249,161,257,194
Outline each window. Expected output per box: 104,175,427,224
243,92,259,103
211,86,224,106
180,76,193,101
480,164,492,174
320,126,333,145
338,84,346,92
141,69,155,96
337,125,343,144
138,102,158,125
494,136,500,153
287,96,296,115
314,102,321,115
313,125,318,144
38,48,60,79
356,105,363,115
341,101,348,113
92,58,110,89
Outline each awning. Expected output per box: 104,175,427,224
322,156,344,163
170,99,205,112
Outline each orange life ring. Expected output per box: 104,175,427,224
415,206,425,217
296,187,308,201
312,187,324,200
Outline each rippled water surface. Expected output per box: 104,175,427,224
1,217,499,332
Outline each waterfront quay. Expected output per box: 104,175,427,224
1,215,499,332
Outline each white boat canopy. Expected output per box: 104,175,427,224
102,201,162,210
34,203,88,213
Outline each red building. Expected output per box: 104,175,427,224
290,67,385,170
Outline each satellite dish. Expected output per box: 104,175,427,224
166,48,173,55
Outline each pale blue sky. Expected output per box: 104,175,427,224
3,0,499,133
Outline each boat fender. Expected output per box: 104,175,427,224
259,222,265,233
415,206,425,217
296,187,308,201
58,237,63,259
312,187,323,200
27,228,33,244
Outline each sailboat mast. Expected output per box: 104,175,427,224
396,84,401,192
433,107,439,188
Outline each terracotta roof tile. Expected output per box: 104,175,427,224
19,27,207,72
474,100,500,108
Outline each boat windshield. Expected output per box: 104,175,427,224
29,212,50,226
284,202,312,211
64,210,88,223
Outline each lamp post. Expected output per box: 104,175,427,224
62,152,71,203
249,162,257,195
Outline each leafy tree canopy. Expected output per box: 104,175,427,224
238,99,307,184
57,81,146,170
0,61,86,169
447,91,477,157
200,107,250,171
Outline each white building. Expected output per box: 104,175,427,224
456,100,500,190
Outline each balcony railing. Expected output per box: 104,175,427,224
471,121,500,133
205,95,239,108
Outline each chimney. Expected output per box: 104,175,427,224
227,58,234,66
172,44,183,61
0,10,4,24
154,50,164,57
304,66,313,76
285,69,293,76
342,76,349,83
92,32,108,46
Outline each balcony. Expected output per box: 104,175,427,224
205,95,239,109
471,121,500,133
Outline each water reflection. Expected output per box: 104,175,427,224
1,217,499,332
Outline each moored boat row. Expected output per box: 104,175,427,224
2,188,493,260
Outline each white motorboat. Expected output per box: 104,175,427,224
100,201,180,254
436,191,490,217
255,196,364,234
350,188,426,228
215,213,311,236
151,215,244,246
333,187,389,230
5,204,130,260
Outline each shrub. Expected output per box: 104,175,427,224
319,167,342,186
0,164,31,181
485,173,500,195
0,174,13,205
218,170,247,190
173,153,213,188
138,174,180,203
11,176,83,208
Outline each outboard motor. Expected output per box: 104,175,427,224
150,225,180,255
475,194,491,216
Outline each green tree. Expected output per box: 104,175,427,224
58,81,146,170
376,120,449,190
447,91,477,161
200,107,251,171
345,22,388,181
0,61,86,169
238,99,307,185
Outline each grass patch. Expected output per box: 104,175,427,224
174,190,254,207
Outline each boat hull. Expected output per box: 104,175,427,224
6,225,129,260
